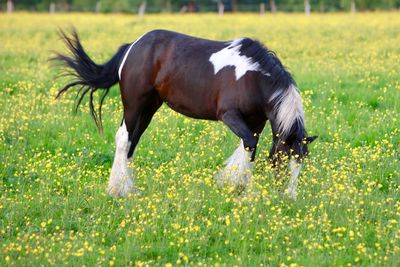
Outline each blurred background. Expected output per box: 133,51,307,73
2,0,400,14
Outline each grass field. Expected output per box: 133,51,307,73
1,12,399,266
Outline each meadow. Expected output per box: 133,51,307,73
0,12,399,266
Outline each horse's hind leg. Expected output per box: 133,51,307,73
108,90,161,198
108,120,134,197
126,92,162,158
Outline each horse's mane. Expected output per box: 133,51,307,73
237,38,306,142
238,38,295,91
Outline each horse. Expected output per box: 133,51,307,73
54,29,317,200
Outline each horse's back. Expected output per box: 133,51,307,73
120,30,270,120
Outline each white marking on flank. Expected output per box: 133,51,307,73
118,33,146,80
270,84,305,136
286,159,302,200
108,120,134,197
214,139,253,187
209,38,269,80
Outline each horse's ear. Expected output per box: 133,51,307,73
305,136,318,144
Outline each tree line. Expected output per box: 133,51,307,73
3,0,400,13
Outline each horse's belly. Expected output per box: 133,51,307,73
154,60,219,120
160,89,217,120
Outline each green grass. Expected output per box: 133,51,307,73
1,12,399,266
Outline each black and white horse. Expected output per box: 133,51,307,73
55,29,316,200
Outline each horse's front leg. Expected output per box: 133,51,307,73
215,110,259,188
268,125,303,201
285,159,302,200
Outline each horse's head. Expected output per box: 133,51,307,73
269,135,317,168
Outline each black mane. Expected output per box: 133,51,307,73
238,38,295,90
237,38,306,145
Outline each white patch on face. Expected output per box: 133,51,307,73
108,120,134,197
214,139,254,187
286,159,302,200
118,33,146,80
209,39,269,80
270,84,305,137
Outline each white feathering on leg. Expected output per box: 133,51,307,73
108,121,134,197
286,159,302,200
215,139,254,187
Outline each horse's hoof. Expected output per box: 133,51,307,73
284,190,297,201
214,173,249,195
213,173,226,187
107,179,134,198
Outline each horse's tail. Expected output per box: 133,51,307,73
53,29,129,132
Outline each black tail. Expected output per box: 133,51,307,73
53,29,129,132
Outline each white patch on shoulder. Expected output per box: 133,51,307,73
209,38,269,80
118,33,146,80
108,120,134,197
269,84,305,136
214,139,253,187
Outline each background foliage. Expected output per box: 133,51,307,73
3,0,400,12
